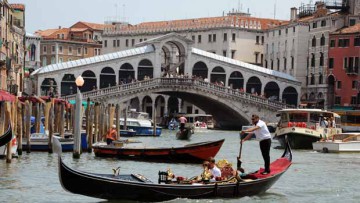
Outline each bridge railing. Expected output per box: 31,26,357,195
63,77,293,109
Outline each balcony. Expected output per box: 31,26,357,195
346,67,359,75
0,52,6,66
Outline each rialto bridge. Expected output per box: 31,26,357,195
31,33,301,128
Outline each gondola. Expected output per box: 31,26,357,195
176,127,192,140
0,124,12,147
54,138,292,202
92,139,224,163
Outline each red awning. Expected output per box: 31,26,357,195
0,90,15,102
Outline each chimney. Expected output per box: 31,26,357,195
290,7,298,21
58,26,61,29
315,1,325,11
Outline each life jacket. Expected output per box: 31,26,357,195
106,129,117,140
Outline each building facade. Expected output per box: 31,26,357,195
0,2,25,95
328,23,360,107
101,12,287,69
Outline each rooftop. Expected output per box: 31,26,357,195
332,23,360,34
10,4,25,11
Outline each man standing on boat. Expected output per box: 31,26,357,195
240,114,272,175
106,125,117,145
178,115,187,131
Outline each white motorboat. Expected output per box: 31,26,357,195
312,133,360,153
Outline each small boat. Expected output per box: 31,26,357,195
176,113,213,132
92,139,225,163
0,124,12,147
119,129,137,137
176,127,192,140
0,134,17,158
312,133,360,153
22,133,74,152
120,110,162,136
273,109,342,149
55,138,292,201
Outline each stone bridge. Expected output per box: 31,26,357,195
64,78,292,128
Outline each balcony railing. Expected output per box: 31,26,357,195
346,67,359,75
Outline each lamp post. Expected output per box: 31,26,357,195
73,75,84,159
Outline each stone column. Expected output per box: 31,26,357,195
178,98,182,113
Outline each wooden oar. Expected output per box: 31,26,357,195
237,136,245,173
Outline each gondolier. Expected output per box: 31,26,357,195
178,115,187,131
106,125,117,145
240,114,272,175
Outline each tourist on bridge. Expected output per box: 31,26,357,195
178,115,187,131
106,125,118,145
240,114,272,175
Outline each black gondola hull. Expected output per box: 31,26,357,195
0,124,12,147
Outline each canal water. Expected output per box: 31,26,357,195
0,129,359,203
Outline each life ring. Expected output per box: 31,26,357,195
322,147,329,153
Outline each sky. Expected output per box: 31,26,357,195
12,0,308,33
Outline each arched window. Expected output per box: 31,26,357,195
312,36,316,47
320,34,325,46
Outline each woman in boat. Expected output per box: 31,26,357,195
207,157,221,180
240,114,272,175
328,116,336,128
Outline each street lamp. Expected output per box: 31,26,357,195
73,75,84,158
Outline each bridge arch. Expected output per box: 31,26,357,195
81,70,96,92
40,78,57,96
138,59,154,80
155,95,166,118
119,63,135,84
61,74,77,96
100,67,116,89
192,61,208,79
142,96,153,117
264,81,280,100
282,86,298,106
228,71,244,89
246,76,262,95
210,66,226,85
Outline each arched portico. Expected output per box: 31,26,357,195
61,74,77,96
192,61,208,79
138,59,153,80
100,67,116,88
119,63,135,84
82,70,97,92
210,66,226,85
40,78,58,96
228,71,244,89
142,96,153,117
246,76,262,95
282,86,298,106
264,81,280,100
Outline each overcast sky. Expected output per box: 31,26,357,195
13,0,307,33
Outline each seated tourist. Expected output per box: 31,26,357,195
208,157,221,180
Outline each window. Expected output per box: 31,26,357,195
59,46,63,53
42,56,47,66
293,27,295,32
84,47,88,55
319,74,323,84
68,46,72,54
337,81,342,89
338,38,350,47
278,30,281,35
131,39,135,46
43,46,47,53
349,57,354,69
312,36,316,47
277,58,280,71
352,81,358,89
51,46,55,53
139,39,142,42
198,35,202,43
261,36,264,44
223,33,227,41
192,35,195,41
51,56,55,64
265,60,268,68
126,39,129,47
335,96,341,105
283,58,287,70
311,53,315,67
117,40,120,47
223,50,226,57
255,52,259,64
320,34,325,46
351,96,357,105
271,60,274,70
354,37,360,46
313,22,317,29
208,34,212,42
349,19,356,26
231,50,236,59
330,40,335,47
232,33,236,41
320,52,324,66
213,34,216,42
256,36,260,44
77,47,81,55
344,57,348,69
355,57,359,69
113,40,116,47
59,57,63,63
311,74,315,85
291,56,294,69
329,58,334,69
285,28,288,34
104,40,107,47
321,20,326,27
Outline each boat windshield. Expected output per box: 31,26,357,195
289,113,308,122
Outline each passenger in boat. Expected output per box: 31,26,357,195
240,114,272,175
106,125,117,145
178,116,187,131
328,116,336,128
320,116,328,128
207,157,221,180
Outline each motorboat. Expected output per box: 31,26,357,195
22,133,74,152
273,109,342,149
54,138,292,201
312,133,360,153
176,127,192,140
120,110,162,136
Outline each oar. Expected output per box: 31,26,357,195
237,136,245,173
